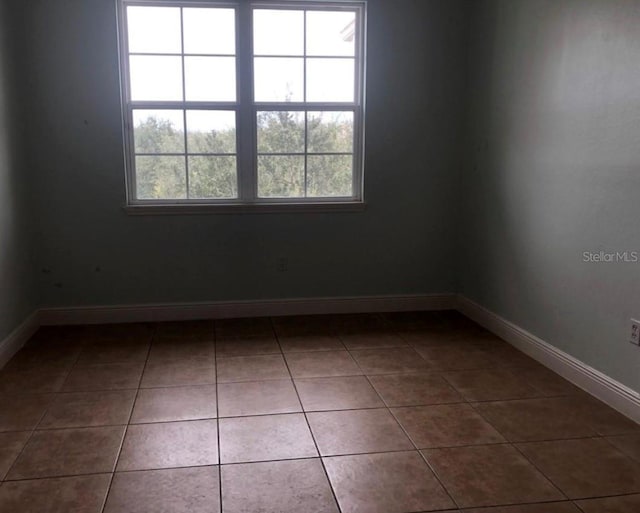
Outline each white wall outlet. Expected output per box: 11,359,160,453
630,319,640,346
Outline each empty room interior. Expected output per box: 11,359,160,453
1,0,640,512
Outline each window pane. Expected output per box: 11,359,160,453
258,156,305,198
186,111,236,154
254,58,303,102
183,8,235,55
253,10,303,56
136,156,186,199
133,110,184,154
188,156,237,199
306,11,356,57
257,111,304,153
308,111,354,153
185,57,236,101
130,56,183,101
306,58,354,102
307,155,353,197
127,6,181,54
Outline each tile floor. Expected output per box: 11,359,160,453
0,310,639,512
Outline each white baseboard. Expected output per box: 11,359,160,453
0,312,40,368
38,294,457,326
457,295,640,424
11,294,640,425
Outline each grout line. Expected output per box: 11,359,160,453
98,325,155,513
372,373,460,510
270,316,344,513
420,341,541,508
2,471,114,484
573,500,589,512
212,320,224,512
454,498,592,511
507,438,570,501
2,338,86,483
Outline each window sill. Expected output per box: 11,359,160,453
123,201,366,216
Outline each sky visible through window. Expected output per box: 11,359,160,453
127,6,356,130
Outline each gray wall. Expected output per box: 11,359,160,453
460,0,640,392
21,0,468,308
7,0,638,395
0,1,36,340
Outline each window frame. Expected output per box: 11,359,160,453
117,0,366,213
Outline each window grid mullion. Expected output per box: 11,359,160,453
179,7,190,199
253,103,357,110
121,4,138,203
129,52,235,58
136,152,238,157
303,9,308,198
354,7,364,199
238,1,255,201
256,152,353,157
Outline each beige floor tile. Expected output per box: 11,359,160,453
0,474,112,513
414,343,493,370
278,333,345,353
156,320,214,339
474,397,598,442
63,362,144,391
218,380,300,417
0,369,68,394
295,376,384,411
463,503,580,512
307,408,413,456
215,335,281,357
217,355,289,383
0,432,30,480
147,340,215,364
117,420,218,471
339,331,407,350
140,360,216,388
215,318,273,339
349,348,431,375
219,413,317,463
442,369,541,401
0,394,53,431
324,450,455,513
483,346,540,368
8,426,124,479
76,341,149,365
78,323,154,344
39,390,135,429
575,494,640,512
221,459,338,513
423,444,563,508
570,395,640,435
368,373,463,406
509,365,582,396
4,345,79,373
392,403,505,448
517,438,640,499
606,433,640,462
285,351,362,378
131,385,217,423
272,315,334,335
104,466,220,513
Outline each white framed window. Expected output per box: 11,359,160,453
117,0,366,213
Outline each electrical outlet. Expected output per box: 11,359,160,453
277,257,288,273
630,319,640,346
